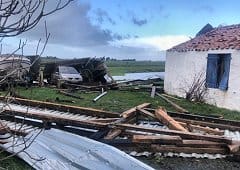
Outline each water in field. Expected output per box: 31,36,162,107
112,72,164,82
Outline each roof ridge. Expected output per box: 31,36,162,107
168,23,240,52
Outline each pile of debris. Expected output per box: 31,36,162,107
43,57,114,86
0,96,240,160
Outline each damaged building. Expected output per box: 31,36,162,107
164,24,240,111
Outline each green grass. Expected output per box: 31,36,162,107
2,85,240,169
0,152,32,170
106,60,165,76
14,87,240,120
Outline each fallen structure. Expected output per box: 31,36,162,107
2,129,154,170
0,96,240,162
0,54,40,89
43,58,114,86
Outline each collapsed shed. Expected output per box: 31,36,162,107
43,57,113,85
0,54,40,85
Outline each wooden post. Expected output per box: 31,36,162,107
155,107,189,132
156,92,188,113
150,86,156,98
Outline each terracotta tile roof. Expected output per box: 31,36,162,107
168,24,240,52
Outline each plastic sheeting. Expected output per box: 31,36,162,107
2,129,154,170
113,72,164,81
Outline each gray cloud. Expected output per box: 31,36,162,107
21,1,121,47
94,8,116,25
132,16,148,26
13,1,162,60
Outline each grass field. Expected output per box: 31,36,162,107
106,60,165,76
13,87,240,120
0,152,32,170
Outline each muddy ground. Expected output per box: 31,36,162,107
139,157,240,170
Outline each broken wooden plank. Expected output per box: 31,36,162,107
115,124,233,144
155,108,188,132
151,145,228,154
156,92,188,113
138,109,224,135
0,96,120,118
178,140,227,148
104,103,151,139
137,108,156,119
104,129,122,140
150,86,156,98
228,144,240,153
121,103,151,118
3,109,108,130
162,94,181,101
93,91,107,102
132,135,182,144
178,121,224,136
90,118,119,123
168,111,240,127
174,117,240,131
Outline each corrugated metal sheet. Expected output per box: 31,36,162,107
2,129,154,170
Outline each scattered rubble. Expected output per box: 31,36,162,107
0,96,240,161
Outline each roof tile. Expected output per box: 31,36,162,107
168,24,240,52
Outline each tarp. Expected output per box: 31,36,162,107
2,129,154,170
113,72,164,82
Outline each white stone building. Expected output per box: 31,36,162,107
164,24,240,111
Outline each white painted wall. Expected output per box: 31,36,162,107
164,49,240,111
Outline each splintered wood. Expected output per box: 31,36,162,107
155,107,188,132
1,97,240,157
104,103,151,139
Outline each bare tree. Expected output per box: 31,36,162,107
0,0,73,167
180,71,208,103
0,0,73,37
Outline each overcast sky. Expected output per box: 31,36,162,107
2,0,240,60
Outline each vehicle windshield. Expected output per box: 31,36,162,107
59,66,79,74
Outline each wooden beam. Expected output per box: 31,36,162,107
179,140,227,148
174,117,240,131
90,118,119,123
104,103,151,139
156,92,188,113
168,111,240,127
137,108,156,119
150,86,156,98
115,124,233,144
162,94,181,101
132,135,182,144
155,108,188,132
121,103,151,118
151,145,228,154
0,96,119,118
104,129,122,140
178,121,224,136
3,109,107,130
228,144,240,153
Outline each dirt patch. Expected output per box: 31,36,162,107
139,157,240,170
